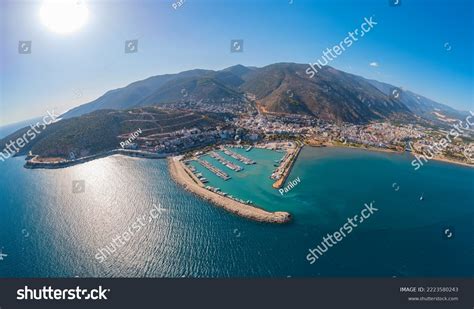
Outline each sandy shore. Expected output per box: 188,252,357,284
168,156,291,224
424,155,474,168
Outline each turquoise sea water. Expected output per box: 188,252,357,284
0,147,473,277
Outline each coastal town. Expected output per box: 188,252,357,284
23,103,473,170
109,108,474,168
21,104,473,222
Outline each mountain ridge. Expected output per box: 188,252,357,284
61,63,466,124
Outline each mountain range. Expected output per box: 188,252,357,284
1,62,468,159
63,63,466,124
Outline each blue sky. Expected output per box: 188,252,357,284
1,0,473,126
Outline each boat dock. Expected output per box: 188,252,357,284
196,158,231,180
221,147,256,165
209,151,243,172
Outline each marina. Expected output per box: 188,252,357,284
188,142,301,193
221,147,256,165
168,156,291,223
174,142,308,216
196,158,231,180
209,151,243,172
184,144,290,212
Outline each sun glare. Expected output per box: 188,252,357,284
40,0,89,34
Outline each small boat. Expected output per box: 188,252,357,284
419,193,424,201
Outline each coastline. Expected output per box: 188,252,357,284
24,149,170,169
418,154,474,169
167,156,291,224
323,143,474,169
21,140,472,171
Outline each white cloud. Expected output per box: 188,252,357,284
369,62,379,67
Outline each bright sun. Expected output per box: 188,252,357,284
40,0,89,34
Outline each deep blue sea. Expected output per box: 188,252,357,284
0,147,473,277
